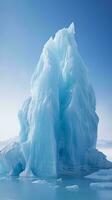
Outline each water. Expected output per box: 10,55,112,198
0,147,112,200
0,176,112,200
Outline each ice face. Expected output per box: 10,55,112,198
0,141,25,176
1,23,109,177
18,23,99,177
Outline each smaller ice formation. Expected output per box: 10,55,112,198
57,178,62,182
65,185,79,191
0,23,112,178
85,169,112,181
0,141,25,176
90,182,112,190
32,179,48,184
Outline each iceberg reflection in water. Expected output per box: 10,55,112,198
0,175,112,200
0,146,111,200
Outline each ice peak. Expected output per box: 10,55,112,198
68,22,75,34
0,23,102,178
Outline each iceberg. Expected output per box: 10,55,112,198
0,23,112,177
32,179,48,184
0,141,25,176
90,182,112,190
85,169,112,181
65,185,79,191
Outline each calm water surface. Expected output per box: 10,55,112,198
0,148,112,200
0,176,112,200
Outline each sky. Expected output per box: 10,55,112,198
0,0,112,141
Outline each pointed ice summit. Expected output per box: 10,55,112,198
0,23,112,177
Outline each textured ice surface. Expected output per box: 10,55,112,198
32,179,48,184
90,182,112,189
0,141,25,176
85,149,112,171
0,23,112,177
57,178,62,182
86,169,112,181
65,185,79,191
18,23,99,177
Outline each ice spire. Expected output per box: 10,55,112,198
18,23,98,176
1,24,111,178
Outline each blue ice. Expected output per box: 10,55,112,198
0,23,112,178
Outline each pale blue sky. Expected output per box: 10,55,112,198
0,0,112,140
